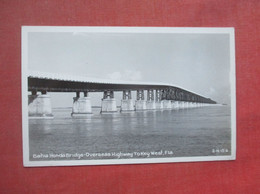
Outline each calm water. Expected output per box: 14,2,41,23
29,106,231,161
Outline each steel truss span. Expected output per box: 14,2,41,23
28,76,216,104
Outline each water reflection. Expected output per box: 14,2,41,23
29,106,232,160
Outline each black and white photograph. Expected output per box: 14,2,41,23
22,27,236,166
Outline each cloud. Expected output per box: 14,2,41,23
209,87,216,94
204,87,217,99
107,72,122,80
107,70,142,81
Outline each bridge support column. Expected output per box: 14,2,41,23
182,101,187,108
101,91,117,113
155,101,163,109
146,89,156,110
71,92,92,117
171,101,179,109
135,90,146,111
179,101,185,109
28,91,53,119
162,100,172,109
121,90,134,112
155,90,163,109
184,101,189,108
191,102,196,108
156,101,163,109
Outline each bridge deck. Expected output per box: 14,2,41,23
27,71,216,103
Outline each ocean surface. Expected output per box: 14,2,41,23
29,106,231,161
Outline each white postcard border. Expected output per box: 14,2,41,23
22,26,236,167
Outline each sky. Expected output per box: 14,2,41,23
28,31,231,107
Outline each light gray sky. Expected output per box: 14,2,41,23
28,31,231,107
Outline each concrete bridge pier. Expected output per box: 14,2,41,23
162,100,172,109
184,101,189,108
155,90,163,109
71,92,92,117
135,90,146,111
188,102,192,108
179,101,186,109
101,91,117,113
28,90,53,119
156,101,163,109
146,89,156,110
171,101,179,109
180,101,185,108
121,90,135,112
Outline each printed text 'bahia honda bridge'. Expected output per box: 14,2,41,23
27,71,217,119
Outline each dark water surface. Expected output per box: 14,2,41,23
29,106,231,161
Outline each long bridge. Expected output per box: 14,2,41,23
27,71,217,118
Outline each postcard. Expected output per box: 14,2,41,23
22,26,236,166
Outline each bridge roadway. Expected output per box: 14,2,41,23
27,71,217,118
